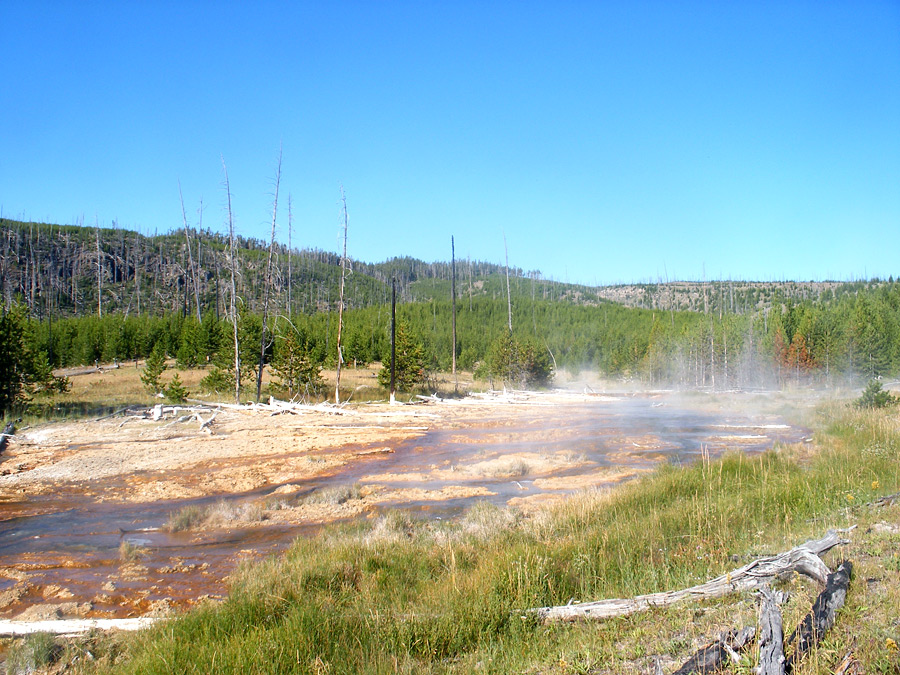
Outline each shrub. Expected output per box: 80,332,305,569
119,539,147,562
856,380,898,409
304,483,362,505
5,632,61,673
140,343,167,394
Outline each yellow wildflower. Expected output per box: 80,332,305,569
845,493,855,502
886,637,898,653
873,479,880,491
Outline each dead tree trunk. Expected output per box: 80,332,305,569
334,186,349,405
503,232,512,332
222,156,240,404
786,561,853,672
256,148,282,403
0,421,14,456
529,530,846,622
287,194,293,318
451,235,457,390
95,218,102,318
672,627,755,675
178,181,202,322
758,586,786,675
390,278,396,404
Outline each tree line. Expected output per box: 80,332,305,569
2,215,899,415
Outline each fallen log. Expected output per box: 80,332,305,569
785,561,853,672
758,586,786,675
529,530,847,622
672,626,755,674
0,617,158,637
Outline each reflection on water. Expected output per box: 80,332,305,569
0,392,806,620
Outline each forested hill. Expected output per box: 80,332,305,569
4,218,900,399
0,218,887,320
0,217,598,319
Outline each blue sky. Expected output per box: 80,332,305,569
2,1,898,285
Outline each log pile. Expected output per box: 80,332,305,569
529,530,846,622
529,530,854,674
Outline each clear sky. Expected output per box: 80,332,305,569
2,1,898,285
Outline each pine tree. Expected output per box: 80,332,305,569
378,323,426,392
164,373,189,403
141,343,167,394
270,327,323,401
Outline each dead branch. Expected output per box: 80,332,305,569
832,650,863,675
785,561,853,672
672,626,755,675
870,492,899,507
529,530,847,622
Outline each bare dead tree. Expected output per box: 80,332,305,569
256,147,282,403
334,186,349,404
287,193,293,318
178,180,202,321
95,217,102,318
503,231,512,332
451,235,458,390
222,156,240,404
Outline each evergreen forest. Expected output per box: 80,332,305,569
1,217,899,413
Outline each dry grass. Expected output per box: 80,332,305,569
35,361,479,420
118,540,148,562
165,500,266,533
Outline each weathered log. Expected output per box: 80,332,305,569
530,530,847,622
0,617,158,637
0,421,14,455
758,586,786,675
672,626,755,674
785,561,853,672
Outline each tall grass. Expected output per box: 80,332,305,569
89,402,900,674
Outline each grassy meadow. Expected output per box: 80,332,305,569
23,360,477,424
9,387,898,674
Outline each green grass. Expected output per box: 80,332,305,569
52,401,900,673
4,632,61,674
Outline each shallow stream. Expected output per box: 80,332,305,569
0,391,808,620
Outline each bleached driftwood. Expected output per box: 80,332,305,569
785,560,853,672
529,530,847,622
0,617,158,637
758,586,786,675
672,626,755,675
198,410,219,431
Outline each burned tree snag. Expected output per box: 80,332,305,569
256,147,282,403
451,235,457,391
335,186,349,405
222,156,240,404
672,627,755,675
785,561,853,672
0,421,14,456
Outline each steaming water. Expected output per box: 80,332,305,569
0,391,807,620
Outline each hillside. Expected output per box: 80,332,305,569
1,218,888,321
